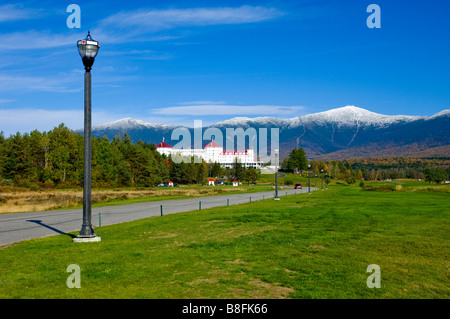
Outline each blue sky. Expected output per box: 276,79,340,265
0,0,449,136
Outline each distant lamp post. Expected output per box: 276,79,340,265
325,173,328,190
274,149,280,200
308,164,311,194
74,31,101,243
321,169,324,191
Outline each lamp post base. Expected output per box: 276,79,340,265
274,197,280,200
73,236,101,243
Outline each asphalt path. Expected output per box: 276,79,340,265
0,187,318,246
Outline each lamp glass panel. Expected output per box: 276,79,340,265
85,44,99,58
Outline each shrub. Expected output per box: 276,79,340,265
362,185,395,192
0,179,13,187
43,180,55,189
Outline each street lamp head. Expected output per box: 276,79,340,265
77,31,100,71
308,164,311,168
321,169,323,173
274,149,279,156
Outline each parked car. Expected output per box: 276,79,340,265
155,183,165,187
294,183,302,189
173,184,179,187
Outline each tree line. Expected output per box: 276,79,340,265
0,124,259,189
2,126,448,189
281,148,450,184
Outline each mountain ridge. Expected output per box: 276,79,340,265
92,106,448,130
88,106,450,160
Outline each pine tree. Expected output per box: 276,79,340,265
197,161,209,185
211,162,222,178
232,158,244,181
243,167,258,185
287,148,308,172
0,132,7,179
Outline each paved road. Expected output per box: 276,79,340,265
0,187,317,246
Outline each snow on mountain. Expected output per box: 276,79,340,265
428,109,450,119
297,105,424,127
93,106,446,131
93,118,178,131
214,116,289,127
89,106,449,159
213,106,425,128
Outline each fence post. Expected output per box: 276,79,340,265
160,205,163,216
227,199,229,206
199,201,201,210
99,212,101,227
250,196,252,203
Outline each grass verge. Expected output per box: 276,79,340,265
0,186,273,214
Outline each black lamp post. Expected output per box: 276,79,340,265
74,31,101,242
274,149,280,200
308,164,311,194
321,169,324,191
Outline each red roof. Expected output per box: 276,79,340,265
221,151,247,155
156,141,173,148
209,178,215,181
203,141,222,148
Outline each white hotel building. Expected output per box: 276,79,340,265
156,139,262,168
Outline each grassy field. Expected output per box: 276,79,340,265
0,183,448,299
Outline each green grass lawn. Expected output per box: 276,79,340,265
0,184,448,299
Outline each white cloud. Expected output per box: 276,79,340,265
0,74,81,93
151,104,304,116
0,108,124,136
0,30,79,50
178,100,227,106
0,109,82,136
0,4,42,22
100,5,283,33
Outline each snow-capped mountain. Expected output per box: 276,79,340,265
297,106,424,127
214,106,426,128
89,106,450,159
93,118,178,131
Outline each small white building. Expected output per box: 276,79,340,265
208,178,215,186
232,180,238,187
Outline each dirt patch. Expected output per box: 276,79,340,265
246,278,294,298
199,220,224,228
188,278,218,285
142,232,178,239
284,268,296,273
224,259,247,264
310,245,327,249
